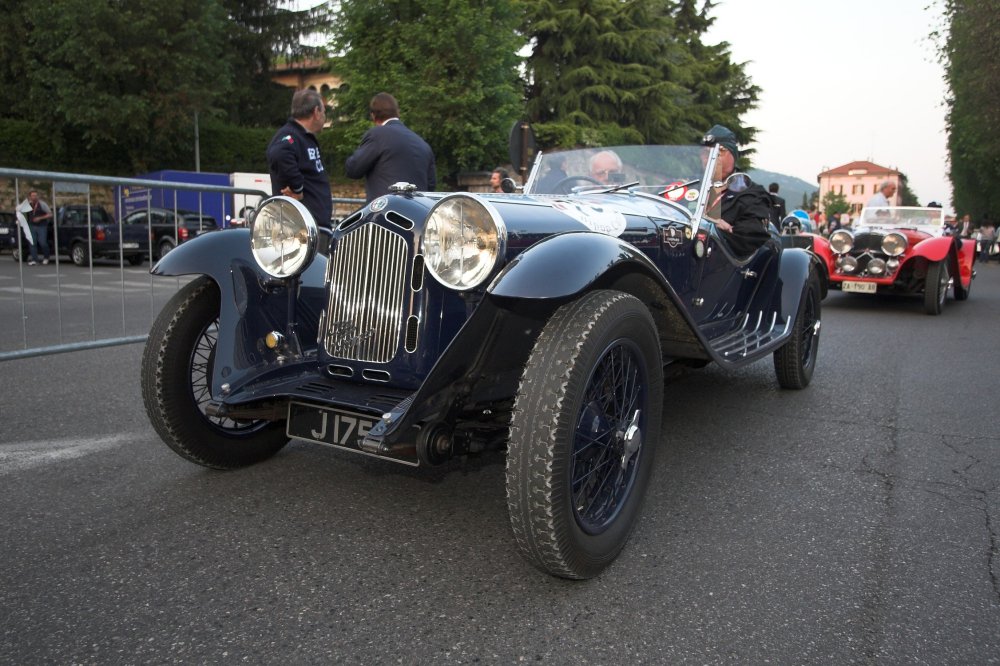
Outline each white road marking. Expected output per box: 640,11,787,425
0,433,137,474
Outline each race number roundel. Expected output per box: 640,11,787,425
662,181,686,201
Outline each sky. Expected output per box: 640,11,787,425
705,0,951,207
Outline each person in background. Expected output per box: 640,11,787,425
977,219,995,262
700,124,772,257
866,180,897,208
345,92,436,202
266,88,332,229
26,189,52,266
958,213,973,238
489,167,509,193
767,182,786,227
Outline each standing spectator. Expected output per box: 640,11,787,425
826,212,842,236
866,180,897,208
26,189,52,265
266,89,333,228
958,213,973,238
489,167,509,193
978,219,995,262
766,182,786,227
345,92,436,202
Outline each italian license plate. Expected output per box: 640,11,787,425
122,242,139,249
842,280,877,294
286,401,377,450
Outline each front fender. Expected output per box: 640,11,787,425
909,235,955,263
150,229,328,402
488,231,665,299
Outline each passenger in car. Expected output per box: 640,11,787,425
700,125,772,257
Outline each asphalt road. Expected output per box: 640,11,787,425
1,262,999,664
0,255,190,356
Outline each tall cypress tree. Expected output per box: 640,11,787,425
940,0,1000,216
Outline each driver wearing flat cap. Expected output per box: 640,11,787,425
701,124,772,257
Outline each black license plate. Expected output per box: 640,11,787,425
286,401,378,450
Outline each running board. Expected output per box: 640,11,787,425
708,310,791,360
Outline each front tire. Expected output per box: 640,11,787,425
141,276,288,469
924,259,948,315
774,275,821,389
507,291,663,579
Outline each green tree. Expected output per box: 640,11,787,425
521,0,759,152
330,0,525,184
221,0,333,127
24,0,232,172
938,0,1000,216
821,190,850,217
0,0,33,122
898,175,920,206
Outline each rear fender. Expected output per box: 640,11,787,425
151,229,328,400
773,248,815,318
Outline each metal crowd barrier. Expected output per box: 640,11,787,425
0,168,363,361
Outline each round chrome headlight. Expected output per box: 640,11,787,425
881,231,907,256
829,229,854,254
250,196,318,279
837,255,858,273
867,258,887,276
422,194,505,290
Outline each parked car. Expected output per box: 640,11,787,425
0,211,17,254
123,207,218,259
141,143,823,579
2,204,147,266
803,206,975,315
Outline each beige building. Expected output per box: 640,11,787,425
270,59,341,103
817,160,904,215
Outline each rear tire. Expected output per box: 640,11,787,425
953,260,971,301
70,242,90,267
158,239,175,259
507,291,663,579
141,276,288,469
924,260,948,315
774,275,821,389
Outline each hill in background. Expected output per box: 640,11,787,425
749,168,818,211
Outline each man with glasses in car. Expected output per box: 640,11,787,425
589,150,624,185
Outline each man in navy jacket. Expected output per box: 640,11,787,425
267,89,332,228
345,93,436,202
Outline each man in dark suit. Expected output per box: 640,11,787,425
345,93,436,202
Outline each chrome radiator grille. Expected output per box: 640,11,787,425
323,224,408,363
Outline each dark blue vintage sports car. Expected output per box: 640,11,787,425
141,144,822,579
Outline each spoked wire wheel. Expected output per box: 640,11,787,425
507,290,663,579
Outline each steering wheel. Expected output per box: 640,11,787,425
551,175,604,194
